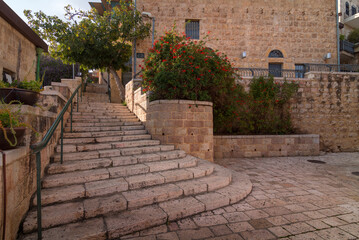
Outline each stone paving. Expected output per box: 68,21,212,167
123,152,359,240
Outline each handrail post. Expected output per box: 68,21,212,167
77,91,79,112
60,118,64,164
36,152,42,240
70,101,73,133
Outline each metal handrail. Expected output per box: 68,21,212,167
30,83,82,240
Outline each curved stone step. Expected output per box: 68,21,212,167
55,139,160,153
69,121,141,127
59,134,152,145
23,161,251,239
34,158,210,207
64,124,145,133
48,151,189,175
63,129,148,139
70,117,139,123
25,162,219,233
52,144,175,162
43,156,197,188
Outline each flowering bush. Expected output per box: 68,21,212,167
142,29,242,133
231,76,299,134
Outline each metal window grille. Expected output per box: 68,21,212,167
185,20,200,39
268,63,283,77
295,64,305,78
268,50,284,58
352,6,357,15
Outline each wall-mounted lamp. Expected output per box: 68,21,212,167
324,53,332,60
241,51,247,59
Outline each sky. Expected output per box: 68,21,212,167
4,0,92,22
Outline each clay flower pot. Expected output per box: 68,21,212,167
0,127,26,150
0,88,40,106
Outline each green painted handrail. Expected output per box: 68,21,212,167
30,83,82,240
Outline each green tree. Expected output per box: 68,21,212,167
347,29,359,44
24,1,150,100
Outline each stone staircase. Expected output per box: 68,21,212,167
19,86,252,240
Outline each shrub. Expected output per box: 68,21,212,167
142,29,242,133
232,76,299,135
347,29,359,44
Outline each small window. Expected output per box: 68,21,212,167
185,20,200,39
352,6,357,15
269,63,282,77
2,69,15,84
268,50,284,58
295,64,305,78
346,2,350,15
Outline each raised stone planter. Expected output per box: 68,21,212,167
214,134,320,159
146,100,214,162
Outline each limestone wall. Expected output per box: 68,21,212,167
146,100,214,162
0,17,37,81
0,86,72,240
240,72,359,152
133,87,148,122
136,0,337,71
214,135,320,159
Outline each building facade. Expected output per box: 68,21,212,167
134,0,338,73
0,1,47,83
338,0,359,64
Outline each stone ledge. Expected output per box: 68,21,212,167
0,146,29,167
215,134,319,139
149,100,213,107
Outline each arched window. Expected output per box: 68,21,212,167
268,50,284,58
346,2,350,15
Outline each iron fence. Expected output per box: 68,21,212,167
235,63,359,79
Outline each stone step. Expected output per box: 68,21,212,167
60,134,151,145
63,129,148,139
55,139,161,153
64,125,145,133
68,121,141,127
43,156,197,188
52,145,175,162
48,150,188,175
34,155,206,206
70,117,138,123
24,161,251,238
25,163,218,233
72,112,135,117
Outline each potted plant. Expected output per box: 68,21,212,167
0,77,44,106
0,100,36,150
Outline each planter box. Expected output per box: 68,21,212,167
214,134,320,159
0,88,40,106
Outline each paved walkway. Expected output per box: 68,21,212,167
123,152,359,240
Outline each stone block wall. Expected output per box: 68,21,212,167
214,135,320,159
0,86,70,240
239,72,359,152
146,100,214,162
133,87,149,122
0,17,37,81
135,0,337,71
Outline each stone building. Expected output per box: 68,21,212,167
0,1,48,83
91,0,338,77
138,0,337,71
339,0,359,64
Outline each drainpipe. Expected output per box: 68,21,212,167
36,48,43,82
133,0,137,79
336,0,341,67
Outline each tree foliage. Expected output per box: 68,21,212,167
24,1,150,99
347,29,359,44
